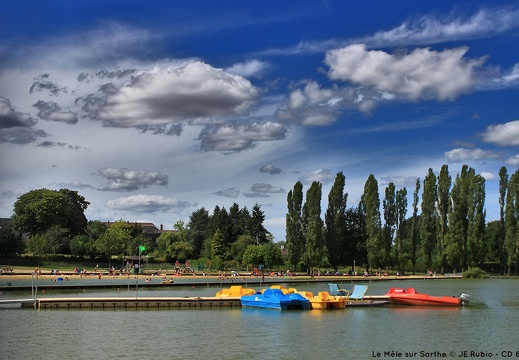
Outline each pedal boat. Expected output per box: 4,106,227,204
386,287,470,306
297,291,345,309
240,288,311,310
215,285,255,298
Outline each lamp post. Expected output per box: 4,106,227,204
353,260,356,276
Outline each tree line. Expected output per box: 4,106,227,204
2,190,283,270
2,164,518,275
285,165,519,276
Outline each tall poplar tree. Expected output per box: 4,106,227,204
467,173,486,267
363,174,382,271
504,168,519,275
395,187,407,271
497,167,508,271
421,168,438,272
410,178,420,274
437,164,451,273
383,182,396,268
302,181,324,277
325,172,348,272
447,165,473,271
286,181,304,271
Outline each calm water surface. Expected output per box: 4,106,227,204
1,279,518,360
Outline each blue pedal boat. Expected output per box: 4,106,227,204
240,288,311,310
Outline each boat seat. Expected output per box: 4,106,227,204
327,283,349,296
348,285,369,300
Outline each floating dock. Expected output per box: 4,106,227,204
19,296,242,310
2,295,389,310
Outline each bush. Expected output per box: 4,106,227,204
462,267,489,278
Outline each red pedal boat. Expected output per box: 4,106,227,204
387,287,470,306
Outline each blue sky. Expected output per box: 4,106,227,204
1,0,518,241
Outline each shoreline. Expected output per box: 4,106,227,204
0,271,463,292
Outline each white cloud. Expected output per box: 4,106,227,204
226,60,270,78
97,168,168,192
300,169,335,185
481,120,519,146
106,194,192,213
260,164,282,175
325,44,483,101
215,188,241,198
506,155,519,167
444,148,501,162
97,61,259,127
366,7,519,47
198,121,287,152
481,172,495,180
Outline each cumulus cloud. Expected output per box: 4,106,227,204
215,188,241,198
444,148,501,162
0,97,36,129
506,155,519,167
29,74,67,96
325,44,483,101
260,164,282,175
106,194,192,213
0,97,48,143
250,183,284,193
300,169,335,185
199,121,287,152
226,60,270,78
97,167,168,192
276,81,343,125
481,120,519,146
95,61,259,127
33,101,78,124
244,183,285,198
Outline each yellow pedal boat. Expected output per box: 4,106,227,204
297,291,345,309
215,285,256,297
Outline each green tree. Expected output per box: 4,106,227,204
363,174,382,271
302,181,324,277
27,233,52,260
286,181,304,270
504,168,519,275
421,168,438,272
496,167,508,271
12,188,89,236
437,164,451,273
242,245,263,267
382,182,396,267
446,165,475,272
467,173,486,267
325,172,348,272
250,203,269,244
410,178,421,274
345,203,367,273
70,234,94,258
230,234,255,264
96,220,132,267
0,227,25,256
44,225,70,255
187,207,210,258
211,228,224,260
394,187,407,271
260,242,284,269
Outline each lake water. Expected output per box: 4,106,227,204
1,278,518,360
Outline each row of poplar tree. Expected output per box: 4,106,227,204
285,165,519,275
